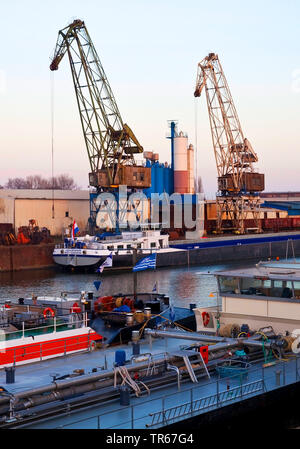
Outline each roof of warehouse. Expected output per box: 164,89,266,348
0,189,90,200
262,201,300,210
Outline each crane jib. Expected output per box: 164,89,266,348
49,19,149,192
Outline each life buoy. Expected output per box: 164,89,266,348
89,340,96,352
70,302,81,314
43,307,55,318
202,311,210,327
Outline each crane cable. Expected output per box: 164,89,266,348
50,71,55,219
194,97,198,192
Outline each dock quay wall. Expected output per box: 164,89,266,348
161,232,300,267
0,243,55,272
0,232,300,272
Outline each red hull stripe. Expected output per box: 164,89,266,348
0,331,102,367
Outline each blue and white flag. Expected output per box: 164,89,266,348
96,253,113,273
152,281,158,293
133,253,157,272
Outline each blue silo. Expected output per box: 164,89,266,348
156,163,164,194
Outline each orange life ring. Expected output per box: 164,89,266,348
43,307,55,318
202,311,210,327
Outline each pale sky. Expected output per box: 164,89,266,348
0,0,300,195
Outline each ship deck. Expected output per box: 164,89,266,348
1,324,299,429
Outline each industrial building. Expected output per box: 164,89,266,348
0,189,90,236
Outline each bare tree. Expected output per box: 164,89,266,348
5,177,30,189
5,175,79,190
50,174,78,190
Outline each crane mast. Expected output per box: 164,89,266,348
194,53,264,234
50,20,150,231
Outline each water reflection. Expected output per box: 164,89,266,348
0,259,265,308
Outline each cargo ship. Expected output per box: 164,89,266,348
0,290,195,368
53,229,184,269
1,262,300,429
0,294,102,367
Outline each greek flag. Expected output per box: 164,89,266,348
96,253,113,273
133,253,157,272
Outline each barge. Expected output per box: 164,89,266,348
1,263,300,430
53,230,183,270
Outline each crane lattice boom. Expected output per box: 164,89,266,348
194,53,263,194
194,53,264,234
50,19,146,188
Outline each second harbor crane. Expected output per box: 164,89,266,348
194,53,264,234
50,19,151,231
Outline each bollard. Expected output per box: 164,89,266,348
275,370,281,386
189,303,196,311
120,385,130,406
5,367,15,384
132,342,140,356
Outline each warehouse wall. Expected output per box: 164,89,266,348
0,197,14,224
14,199,89,236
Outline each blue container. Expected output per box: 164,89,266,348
115,349,126,366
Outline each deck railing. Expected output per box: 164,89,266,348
49,356,300,430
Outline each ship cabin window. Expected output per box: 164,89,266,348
293,281,300,299
219,276,240,294
117,245,124,250
127,244,132,249
239,277,294,298
107,245,114,250
240,277,267,296
150,242,156,248
137,243,142,249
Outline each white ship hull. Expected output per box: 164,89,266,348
53,230,184,269
53,247,182,268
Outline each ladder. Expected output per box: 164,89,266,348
183,355,198,383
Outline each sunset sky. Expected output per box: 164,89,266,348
0,0,299,195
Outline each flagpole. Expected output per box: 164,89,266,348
133,247,137,300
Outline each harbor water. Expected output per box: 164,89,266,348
0,259,273,308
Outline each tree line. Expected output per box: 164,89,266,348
0,174,79,190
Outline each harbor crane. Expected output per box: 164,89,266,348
50,19,150,231
194,53,264,234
